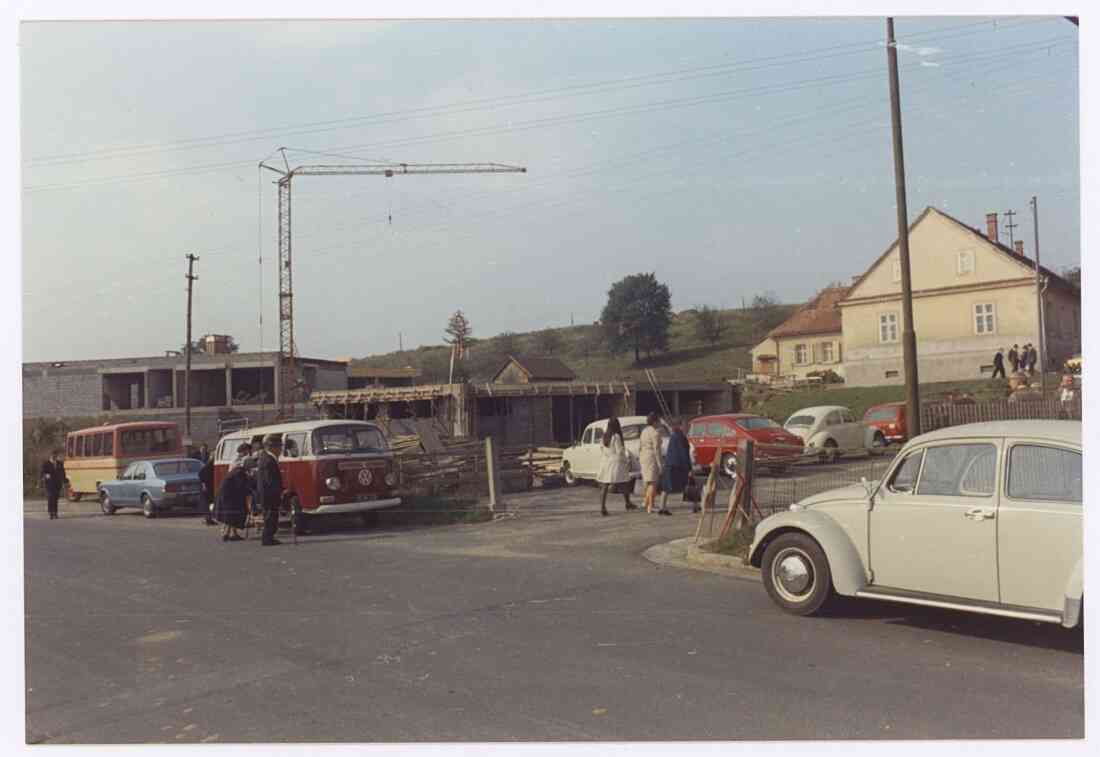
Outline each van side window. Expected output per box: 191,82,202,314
888,451,923,493
283,432,307,459
593,428,604,446
582,428,593,445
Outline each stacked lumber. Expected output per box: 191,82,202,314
508,446,565,478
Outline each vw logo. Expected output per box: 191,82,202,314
357,468,373,486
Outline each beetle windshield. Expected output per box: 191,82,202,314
785,415,815,428
312,425,388,455
153,460,202,476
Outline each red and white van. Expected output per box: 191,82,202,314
213,420,401,533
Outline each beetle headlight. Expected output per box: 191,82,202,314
384,472,398,486
325,476,342,491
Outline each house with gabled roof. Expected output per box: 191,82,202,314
750,286,850,380
490,355,577,384
839,206,1080,387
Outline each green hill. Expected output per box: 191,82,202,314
353,305,796,384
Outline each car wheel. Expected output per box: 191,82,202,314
823,438,839,463
761,532,834,616
562,463,578,487
720,452,739,479
870,431,886,452
100,491,116,516
289,496,309,536
141,494,157,519
66,486,83,503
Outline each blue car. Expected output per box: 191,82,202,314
98,458,206,518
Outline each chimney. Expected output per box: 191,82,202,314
985,212,999,243
1014,240,1025,256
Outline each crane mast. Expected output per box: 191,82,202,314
259,152,526,419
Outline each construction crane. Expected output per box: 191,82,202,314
259,149,527,419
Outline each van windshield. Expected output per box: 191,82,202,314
312,425,388,455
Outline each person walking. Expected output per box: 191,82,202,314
214,442,252,541
596,417,637,516
657,418,691,515
1008,344,1020,373
991,348,1006,379
255,434,284,546
639,412,664,514
1027,344,1039,377
40,450,67,521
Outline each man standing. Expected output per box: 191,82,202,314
1027,344,1039,377
1008,344,1020,373
255,434,284,546
991,348,1006,379
40,450,67,521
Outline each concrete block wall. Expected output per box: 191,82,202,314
23,367,103,418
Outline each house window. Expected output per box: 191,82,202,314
879,313,899,343
957,250,975,275
974,303,996,335
794,344,809,365
891,260,901,283
820,341,834,363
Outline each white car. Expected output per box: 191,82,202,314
783,405,879,461
749,420,1082,628
561,416,647,486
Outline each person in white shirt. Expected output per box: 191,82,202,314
638,412,664,513
596,417,638,516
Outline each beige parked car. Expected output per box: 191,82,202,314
749,421,1082,627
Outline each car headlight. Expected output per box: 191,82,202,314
789,503,805,511
325,476,342,491
384,472,398,486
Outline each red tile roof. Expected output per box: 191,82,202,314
766,286,849,339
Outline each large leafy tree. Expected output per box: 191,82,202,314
600,273,672,363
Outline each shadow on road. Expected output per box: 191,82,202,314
827,597,1083,653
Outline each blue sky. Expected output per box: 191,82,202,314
20,16,1080,362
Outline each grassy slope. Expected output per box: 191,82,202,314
354,306,796,384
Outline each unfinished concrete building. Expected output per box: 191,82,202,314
312,355,739,446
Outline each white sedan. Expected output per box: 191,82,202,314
783,405,879,461
749,420,1082,628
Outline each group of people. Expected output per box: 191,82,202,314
196,435,286,547
991,343,1040,379
595,412,695,517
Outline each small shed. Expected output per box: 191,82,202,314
491,355,577,385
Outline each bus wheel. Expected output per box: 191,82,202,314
66,486,83,503
142,494,157,519
100,491,116,516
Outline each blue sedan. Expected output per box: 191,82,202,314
98,458,206,518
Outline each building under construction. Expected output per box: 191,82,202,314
311,355,739,446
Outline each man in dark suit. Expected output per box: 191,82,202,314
255,434,284,546
40,450,67,520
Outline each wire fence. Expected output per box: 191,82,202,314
746,450,900,516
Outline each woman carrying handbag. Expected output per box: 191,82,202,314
596,417,639,517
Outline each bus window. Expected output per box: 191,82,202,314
102,433,114,456
66,436,73,457
91,434,102,457
76,436,85,457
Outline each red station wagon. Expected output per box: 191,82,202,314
213,420,402,534
687,413,805,477
862,402,908,445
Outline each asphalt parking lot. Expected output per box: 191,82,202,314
23,453,1082,744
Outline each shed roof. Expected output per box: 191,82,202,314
491,355,577,382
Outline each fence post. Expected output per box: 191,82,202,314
485,436,505,513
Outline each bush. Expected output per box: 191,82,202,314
807,369,844,385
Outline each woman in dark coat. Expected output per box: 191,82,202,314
213,443,251,542
658,418,692,515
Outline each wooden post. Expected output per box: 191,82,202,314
485,436,505,512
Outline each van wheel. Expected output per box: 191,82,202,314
289,496,309,535
562,463,578,487
100,491,116,516
761,532,834,616
142,494,157,519
66,486,83,503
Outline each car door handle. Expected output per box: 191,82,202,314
964,508,995,521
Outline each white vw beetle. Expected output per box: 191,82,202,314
783,405,881,461
561,416,646,485
749,421,1082,627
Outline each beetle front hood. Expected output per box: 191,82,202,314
794,482,868,509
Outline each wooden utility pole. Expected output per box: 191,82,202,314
184,254,199,443
1003,209,1018,247
886,18,921,437
1030,196,1047,394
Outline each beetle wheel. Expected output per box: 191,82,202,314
761,532,834,616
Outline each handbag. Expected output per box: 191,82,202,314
682,473,701,503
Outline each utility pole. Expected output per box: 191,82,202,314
1003,209,1018,247
184,253,199,445
1030,196,1047,394
398,331,404,352
886,18,921,436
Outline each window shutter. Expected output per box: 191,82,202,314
811,343,819,364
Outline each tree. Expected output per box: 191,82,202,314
600,273,672,363
444,311,473,353
694,305,725,345
533,328,563,356
747,292,787,337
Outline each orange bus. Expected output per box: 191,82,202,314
64,422,183,501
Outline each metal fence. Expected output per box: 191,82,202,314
920,398,1080,433
745,452,900,517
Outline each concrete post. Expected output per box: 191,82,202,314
485,436,505,513
172,370,179,408
143,370,151,409
225,366,233,407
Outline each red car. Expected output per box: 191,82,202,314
862,402,908,445
687,413,805,477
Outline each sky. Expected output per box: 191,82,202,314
19,15,1080,362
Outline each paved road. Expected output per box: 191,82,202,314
24,482,1082,743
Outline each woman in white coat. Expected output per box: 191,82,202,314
638,412,664,513
597,416,638,517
